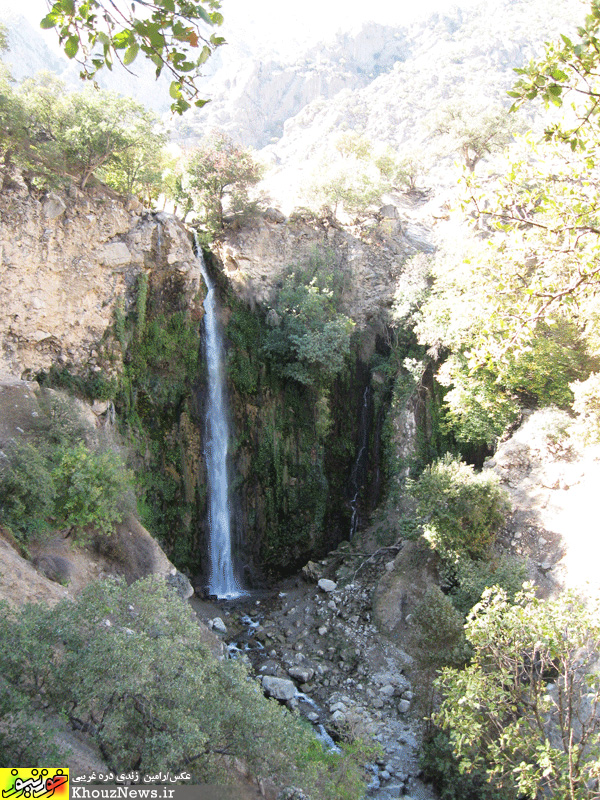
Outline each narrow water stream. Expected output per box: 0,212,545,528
198,247,243,599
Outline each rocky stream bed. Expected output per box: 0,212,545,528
192,548,437,800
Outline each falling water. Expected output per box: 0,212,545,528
349,385,371,539
197,248,243,599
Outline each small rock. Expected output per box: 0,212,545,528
398,699,411,713
211,617,227,633
318,578,338,593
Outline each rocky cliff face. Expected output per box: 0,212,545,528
214,204,426,334
0,176,203,382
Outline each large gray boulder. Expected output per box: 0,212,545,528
262,676,297,701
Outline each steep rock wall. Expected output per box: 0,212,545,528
0,179,203,381
214,209,420,338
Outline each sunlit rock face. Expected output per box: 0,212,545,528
0,179,203,381
213,206,429,333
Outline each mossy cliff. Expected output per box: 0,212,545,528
1,181,441,583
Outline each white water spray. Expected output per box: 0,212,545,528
198,249,243,599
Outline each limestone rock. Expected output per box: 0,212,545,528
0,183,204,380
165,570,194,600
262,676,297,701
98,241,132,267
43,192,66,220
302,560,324,582
318,578,337,593
288,666,315,683
211,617,228,634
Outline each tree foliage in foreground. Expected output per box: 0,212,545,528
435,587,600,800
0,578,366,798
39,0,225,114
416,1,600,447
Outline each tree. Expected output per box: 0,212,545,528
415,4,600,448
0,577,367,798
435,586,600,799
429,101,519,171
10,74,168,190
39,0,225,114
177,133,264,235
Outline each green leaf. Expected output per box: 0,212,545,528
198,45,211,65
169,80,182,100
60,0,75,13
65,35,79,58
40,15,58,29
112,30,132,49
123,42,139,65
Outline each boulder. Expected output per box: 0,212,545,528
288,666,315,683
32,555,73,585
165,570,194,600
262,676,297,701
318,578,337,593
211,617,228,634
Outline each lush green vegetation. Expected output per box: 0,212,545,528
1,70,168,193
0,577,368,797
410,6,600,796
262,250,355,389
407,454,509,560
217,246,389,574
435,587,600,800
0,394,131,544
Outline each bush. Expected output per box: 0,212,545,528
435,587,600,800
0,420,132,544
0,441,56,541
53,445,132,540
408,455,509,559
420,730,505,800
448,555,527,615
412,585,470,670
263,255,354,389
0,579,366,797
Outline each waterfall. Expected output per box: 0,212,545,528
349,385,371,539
197,247,243,599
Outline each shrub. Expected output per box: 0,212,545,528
408,454,509,559
448,555,527,615
263,257,354,389
0,579,366,797
52,444,131,540
0,441,56,541
412,585,470,670
435,587,600,800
